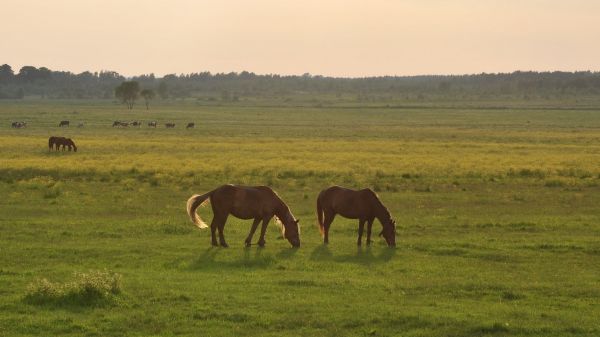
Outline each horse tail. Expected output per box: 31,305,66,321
186,191,212,229
316,191,325,237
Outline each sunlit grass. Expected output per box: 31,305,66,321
1,100,599,336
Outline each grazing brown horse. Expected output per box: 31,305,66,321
165,122,175,128
59,120,70,127
187,184,301,248
49,136,77,152
317,186,396,247
148,121,157,128
186,122,195,129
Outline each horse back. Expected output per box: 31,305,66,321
212,185,280,219
320,186,379,218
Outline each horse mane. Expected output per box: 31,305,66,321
274,216,285,237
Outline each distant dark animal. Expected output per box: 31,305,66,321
59,120,70,127
148,121,157,128
316,186,396,247
187,184,301,248
48,136,77,152
11,121,27,128
186,122,195,129
131,121,142,127
165,123,175,128
112,121,129,127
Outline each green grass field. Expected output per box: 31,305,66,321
1,100,599,336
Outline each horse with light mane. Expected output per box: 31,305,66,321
316,186,396,247
187,184,301,248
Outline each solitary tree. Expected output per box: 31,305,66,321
140,89,156,110
115,81,140,109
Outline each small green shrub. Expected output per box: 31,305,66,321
25,270,122,306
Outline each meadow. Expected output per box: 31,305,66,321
1,99,599,336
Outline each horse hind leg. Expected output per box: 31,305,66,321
217,214,229,248
210,217,219,247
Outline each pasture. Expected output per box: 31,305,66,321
1,100,599,336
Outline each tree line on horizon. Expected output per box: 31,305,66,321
1,63,600,102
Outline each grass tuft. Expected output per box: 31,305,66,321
25,270,122,306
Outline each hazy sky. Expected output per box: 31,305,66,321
2,0,599,77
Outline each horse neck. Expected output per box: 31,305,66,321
373,200,391,224
274,201,292,222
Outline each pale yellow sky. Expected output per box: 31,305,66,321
2,0,599,77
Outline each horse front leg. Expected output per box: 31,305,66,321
357,219,365,246
366,218,374,246
245,218,261,247
257,217,271,247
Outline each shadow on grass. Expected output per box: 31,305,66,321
310,244,397,265
188,246,278,270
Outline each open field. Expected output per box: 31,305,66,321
1,100,600,336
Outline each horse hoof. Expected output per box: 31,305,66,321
220,243,229,248
258,241,265,247
244,242,251,248
211,243,219,247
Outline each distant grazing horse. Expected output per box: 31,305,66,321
148,121,157,128
131,121,142,127
59,120,70,127
113,121,129,127
316,186,396,247
49,136,77,152
165,123,175,128
187,184,301,248
11,121,26,128
186,122,195,129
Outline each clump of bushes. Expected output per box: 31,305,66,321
25,270,122,305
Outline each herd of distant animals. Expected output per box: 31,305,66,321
10,120,196,153
10,120,195,129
